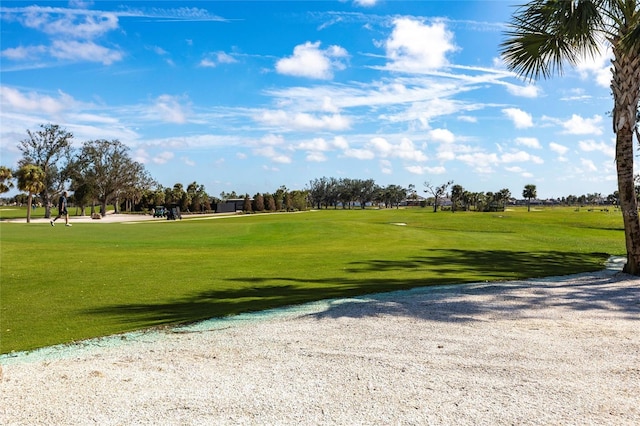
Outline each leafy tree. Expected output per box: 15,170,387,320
307,177,329,209
523,184,537,212
186,182,209,212
16,164,45,223
352,178,377,209
337,178,354,209
284,192,294,211
76,140,149,215
424,180,453,212
140,186,166,211
382,184,408,209
253,193,265,212
498,188,512,210
70,176,97,216
325,177,341,209
501,0,640,273
289,190,309,211
264,193,276,211
274,186,288,211
0,166,13,194
243,194,252,213
18,124,73,218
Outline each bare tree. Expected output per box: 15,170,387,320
424,180,453,212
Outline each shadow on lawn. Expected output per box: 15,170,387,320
84,249,638,327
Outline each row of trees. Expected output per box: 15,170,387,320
0,124,154,222
306,177,414,210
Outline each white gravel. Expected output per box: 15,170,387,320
1,262,639,425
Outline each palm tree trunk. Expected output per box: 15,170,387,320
615,128,640,274
26,193,33,223
612,49,640,274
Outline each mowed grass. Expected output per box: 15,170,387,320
0,207,625,354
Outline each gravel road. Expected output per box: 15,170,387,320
1,264,639,425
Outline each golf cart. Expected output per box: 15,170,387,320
153,206,166,218
167,205,182,220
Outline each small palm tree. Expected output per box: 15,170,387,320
523,184,538,212
501,0,640,274
16,164,45,223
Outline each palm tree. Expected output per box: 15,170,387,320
450,184,464,212
16,164,45,223
501,0,640,274
0,166,13,194
523,184,537,212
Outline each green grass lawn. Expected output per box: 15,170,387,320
0,207,625,354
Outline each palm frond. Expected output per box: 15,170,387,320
501,0,605,81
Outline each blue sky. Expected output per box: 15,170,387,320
0,1,618,199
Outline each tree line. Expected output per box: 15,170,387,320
0,124,628,224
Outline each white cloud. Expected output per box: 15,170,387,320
276,41,348,80
366,136,427,162
562,114,603,135
256,110,351,131
380,159,392,174
261,134,285,146
2,7,124,65
298,138,332,162
437,150,455,161
21,8,119,38
50,40,123,64
549,142,569,155
153,151,174,164
502,108,533,129
332,136,349,150
428,128,455,144
384,18,456,72
154,95,188,124
306,152,327,162
133,148,150,164
505,83,540,98
298,137,330,151
200,51,237,67
458,115,477,123
579,139,614,157
457,152,499,173
505,166,524,173
580,158,598,172
354,0,378,6
344,148,375,160
182,157,196,167
0,86,70,114
1,45,47,60
321,96,339,113
405,165,446,175
515,137,541,149
501,150,544,164
254,146,291,163
576,44,613,88
405,165,425,174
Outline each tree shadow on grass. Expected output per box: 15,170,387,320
83,249,637,328
344,248,610,278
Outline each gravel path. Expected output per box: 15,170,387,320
2,265,639,425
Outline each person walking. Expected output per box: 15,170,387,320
50,191,71,227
